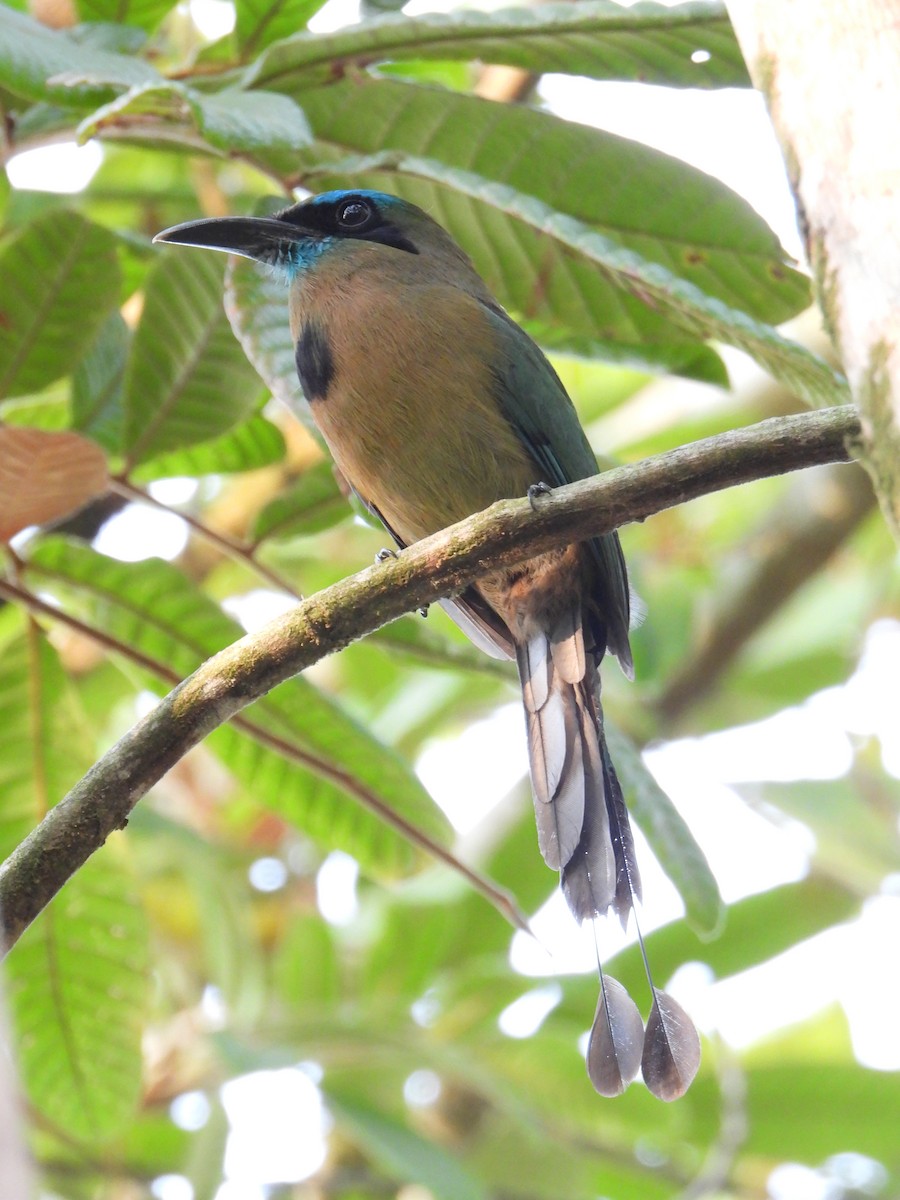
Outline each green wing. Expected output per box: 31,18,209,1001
482,304,633,673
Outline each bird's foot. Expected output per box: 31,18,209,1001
418,605,429,619
375,547,398,563
527,481,553,511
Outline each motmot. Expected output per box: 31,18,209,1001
155,190,699,1098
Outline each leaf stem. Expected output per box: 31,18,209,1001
109,476,302,599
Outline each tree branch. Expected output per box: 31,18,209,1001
726,0,900,534
657,459,875,721
0,575,530,933
0,406,859,952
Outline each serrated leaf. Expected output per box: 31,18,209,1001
284,78,806,322
121,252,261,466
0,6,160,106
248,1,748,93
207,723,422,878
6,851,149,1141
251,459,347,542
0,626,148,1141
604,723,723,936
640,988,701,1101
253,76,820,380
0,209,121,400
236,0,332,56
133,411,286,480
585,975,644,1097
72,311,129,454
27,537,451,878
296,147,845,403
78,82,311,155
0,428,108,540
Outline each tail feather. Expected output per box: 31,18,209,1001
518,631,640,925
524,686,567,801
560,693,616,918
517,632,550,713
517,637,585,871
600,735,642,924
511,601,699,1097
549,607,586,684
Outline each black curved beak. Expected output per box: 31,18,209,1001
153,215,308,267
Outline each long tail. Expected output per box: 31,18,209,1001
515,631,641,925
517,628,702,1101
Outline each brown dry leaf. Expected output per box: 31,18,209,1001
0,427,108,541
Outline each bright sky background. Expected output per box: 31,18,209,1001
8,3,900,1198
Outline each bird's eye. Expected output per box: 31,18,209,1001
336,199,372,229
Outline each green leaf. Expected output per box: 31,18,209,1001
133,410,286,480
78,82,311,155
0,210,121,400
68,20,149,55
607,877,860,997
248,1,749,93
209,665,453,878
0,391,71,431
75,0,176,34
225,255,308,420
6,850,149,1143
743,1063,900,1165
251,459,347,542
121,251,262,466
300,146,846,402
0,162,9,219
236,0,330,56
0,624,148,1142
0,6,161,106
28,537,451,878
257,77,832,386
72,311,129,454
750,776,900,896
76,81,191,143
326,1090,489,1200
196,88,312,154
605,723,723,935
272,911,341,1008
279,78,807,325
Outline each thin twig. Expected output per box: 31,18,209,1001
109,478,301,599
0,576,525,934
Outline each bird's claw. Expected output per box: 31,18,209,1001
418,605,429,619
375,547,397,563
527,481,553,511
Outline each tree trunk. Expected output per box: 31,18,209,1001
726,0,900,536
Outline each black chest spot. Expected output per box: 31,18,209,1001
295,320,335,402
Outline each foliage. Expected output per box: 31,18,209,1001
0,0,896,1198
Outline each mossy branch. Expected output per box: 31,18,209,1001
0,405,859,952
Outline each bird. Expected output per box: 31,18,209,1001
155,190,700,1099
